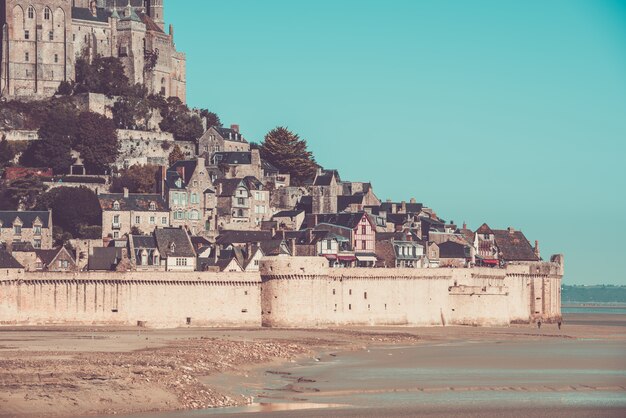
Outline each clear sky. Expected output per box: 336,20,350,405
167,0,626,285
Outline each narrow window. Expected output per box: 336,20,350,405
349,304,352,310
349,289,352,295
54,54,59,63
49,31,54,41
44,8,50,20
364,292,367,300
24,30,30,40
28,6,34,19
24,52,29,62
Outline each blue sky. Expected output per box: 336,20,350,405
168,0,626,285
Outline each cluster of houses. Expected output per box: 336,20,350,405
0,124,542,273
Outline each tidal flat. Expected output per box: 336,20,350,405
1,313,625,417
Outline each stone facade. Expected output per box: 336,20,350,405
0,210,53,250
197,125,250,157
99,189,169,239
0,0,186,102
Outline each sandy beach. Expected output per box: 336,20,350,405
1,313,625,417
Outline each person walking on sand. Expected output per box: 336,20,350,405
558,321,562,330
537,320,542,329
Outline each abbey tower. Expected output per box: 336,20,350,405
0,0,185,102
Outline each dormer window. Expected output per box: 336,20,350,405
170,242,176,252
149,202,156,211
113,201,120,210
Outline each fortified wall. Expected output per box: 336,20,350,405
0,271,261,328
259,256,563,327
0,256,563,328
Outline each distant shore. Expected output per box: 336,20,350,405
1,313,625,418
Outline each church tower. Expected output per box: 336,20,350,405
145,0,165,31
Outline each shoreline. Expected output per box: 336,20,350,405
1,313,624,417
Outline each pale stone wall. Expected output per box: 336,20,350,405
0,256,563,329
2,129,39,141
0,271,261,328
115,130,195,169
260,256,563,328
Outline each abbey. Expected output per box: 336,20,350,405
0,0,186,101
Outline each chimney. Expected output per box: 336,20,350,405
508,227,515,233
231,124,240,133
401,201,406,213
386,199,391,203
391,203,397,214
289,238,296,256
307,228,313,243
123,187,129,198
213,244,219,262
314,214,319,226
410,198,416,204
534,240,540,259
463,222,467,230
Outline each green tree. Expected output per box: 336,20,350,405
112,164,159,193
0,139,16,169
168,144,185,166
75,56,131,97
35,187,102,239
159,97,203,141
75,112,119,174
260,127,318,185
2,176,48,210
112,96,152,130
28,101,79,174
199,109,222,129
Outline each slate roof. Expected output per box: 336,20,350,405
200,257,241,272
438,241,468,259
36,248,74,266
215,127,245,142
273,210,304,218
98,194,167,212
138,12,164,33
311,212,370,230
214,178,247,197
169,160,198,184
88,247,123,271
154,228,195,258
190,236,211,249
48,176,107,185
72,7,111,23
313,169,340,186
0,211,50,228
493,229,539,261
132,235,157,249
337,195,365,212
0,250,24,269
213,152,252,165
259,240,289,257
11,242,35,252
261,159,279,175
216,230,273,246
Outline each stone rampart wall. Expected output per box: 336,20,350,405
0,271,261,328
260,257,563,328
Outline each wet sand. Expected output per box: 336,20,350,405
1,313,625,417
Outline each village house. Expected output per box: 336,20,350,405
99,189,169,239
12,244,77,272
375,232,425,268
474,224,541,266
438,241,470,268
214,177,270,230
308,212,378,267
311,169,340,214
0,211,53,250
197,124,250,157
128,235,163,271
159,158,217,236
272,209,306,231
154,228,196,271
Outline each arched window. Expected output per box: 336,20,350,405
44,8,51,20
28,6,34,19
149,202,156,211
113,201,120,210
190,210,199,220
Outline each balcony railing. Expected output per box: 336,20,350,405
112,222,121,230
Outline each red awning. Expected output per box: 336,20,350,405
482,259,499,265
338,255,356,261
323,254,337,260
